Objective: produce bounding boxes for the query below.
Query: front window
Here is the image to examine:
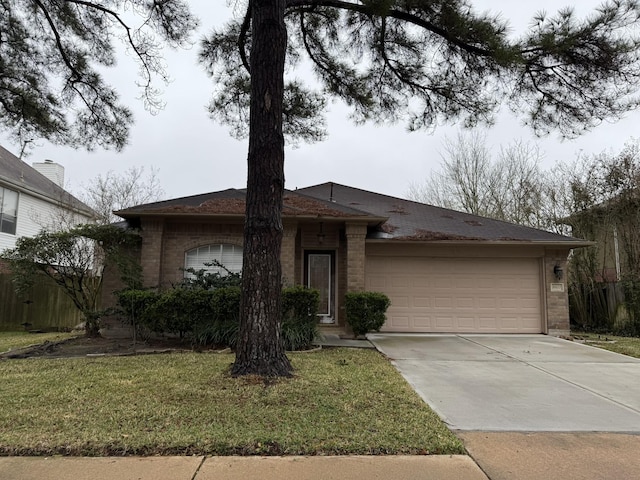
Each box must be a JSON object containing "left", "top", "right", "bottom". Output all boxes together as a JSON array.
[
  {"left": 184, "top": 244, "right": 243, "bottom": 278},
  {"left": 0, "top": 187, "right": 18, "bottom": 235}
]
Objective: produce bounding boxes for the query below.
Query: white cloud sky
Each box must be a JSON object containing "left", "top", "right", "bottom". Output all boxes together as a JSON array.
[{"left": 2, "top": 0, "right": 639, "bottom": 201}]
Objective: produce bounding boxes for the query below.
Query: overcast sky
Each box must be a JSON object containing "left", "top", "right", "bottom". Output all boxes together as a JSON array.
[{"left": 2, "top": 0, "right": 639, "bottom": 201}]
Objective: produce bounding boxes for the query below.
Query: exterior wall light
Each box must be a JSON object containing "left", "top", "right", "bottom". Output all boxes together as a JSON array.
[{"left": 553, "top": 264, "right": 564, "bottom": 281}]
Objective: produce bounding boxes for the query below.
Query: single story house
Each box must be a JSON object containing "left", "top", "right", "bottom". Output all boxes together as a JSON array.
[{"left": 111, "top": 182, "right": 591, "bottom": 336}]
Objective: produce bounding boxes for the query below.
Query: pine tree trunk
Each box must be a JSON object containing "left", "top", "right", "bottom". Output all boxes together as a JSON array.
[{"left": 231, "top": 0, "right": 293, "bottom": 377}]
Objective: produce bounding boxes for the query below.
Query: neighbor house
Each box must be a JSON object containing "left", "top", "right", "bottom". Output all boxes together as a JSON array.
[
  {"left": 111, "top": 182, "right": 591, "bottom": 336},
  {"left": 562, "top": 194, "right": 640, "bottom": 283},
  {"left": 0, "top": 145, "right": 96, "bottom": 331},
  {"left": 0, "top": 145, "right": 96, "bottom": 253}
]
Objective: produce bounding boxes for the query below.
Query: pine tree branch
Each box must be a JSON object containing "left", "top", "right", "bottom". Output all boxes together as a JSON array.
[
  {"left": 239, "top": 1, "right": 252, "bottom": 73},
  {"left": 286, "top": 0, "right": 496, "bottom": 58},
  {"left": 64, "top": 0, "right": 157, "bottom": 92},
  {"left": 32, "top": 0, "right": 82, "bottom": 82}
]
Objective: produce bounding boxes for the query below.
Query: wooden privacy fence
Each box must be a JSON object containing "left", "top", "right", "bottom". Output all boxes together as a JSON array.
[{"left": 0, "top": 273, "right": 83, "bottom": 331}]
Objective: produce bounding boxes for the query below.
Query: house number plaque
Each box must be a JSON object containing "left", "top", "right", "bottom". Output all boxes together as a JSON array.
[{"left": 550, "top": 283, "right": 565, "bottom": 292}]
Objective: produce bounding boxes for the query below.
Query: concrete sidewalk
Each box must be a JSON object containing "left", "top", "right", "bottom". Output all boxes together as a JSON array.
[
  {"left": 0, "top": 455, "right": 487, "bottom": 480},
  {"left": 459, "top": 432, "right": 640, "bottom": 480}
]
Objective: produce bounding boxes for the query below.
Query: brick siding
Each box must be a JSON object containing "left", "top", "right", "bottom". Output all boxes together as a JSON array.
[
  {"left": 545, "top": 251, "right": 570, "bottom": 336},
  {"left": 345, "top": 222, "right": 367, "bottom": 293}
]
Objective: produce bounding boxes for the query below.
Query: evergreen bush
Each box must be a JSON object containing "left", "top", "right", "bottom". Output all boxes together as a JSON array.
[
  {"left": 118, "top": 284, "right": 323, "bottom": 350},
  {"left": 345, "top": 291, "right": 391, "bottom": 337},
  {"left": 282, "top": 286, "right": 320, "bottom": 350}
]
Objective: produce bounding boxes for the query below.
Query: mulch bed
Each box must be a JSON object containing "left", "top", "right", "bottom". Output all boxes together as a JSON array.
[{"left": 0, "top": 336, "right": 202, "bottom": 359}]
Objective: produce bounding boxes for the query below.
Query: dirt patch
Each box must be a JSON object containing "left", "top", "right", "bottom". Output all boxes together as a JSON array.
[{"left": 0, "top": 336, "right": 206, "bottom": 359}]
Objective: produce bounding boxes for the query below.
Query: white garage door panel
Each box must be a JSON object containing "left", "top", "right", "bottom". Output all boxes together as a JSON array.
[{"left": 366, "top": 257, "right": 542, "bottom": 333}]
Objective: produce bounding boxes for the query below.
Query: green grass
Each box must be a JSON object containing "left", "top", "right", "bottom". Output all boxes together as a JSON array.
[
  {"left": 573, "top": 332, "right": 640, "bottom": 359},
  {"left": 0, "top": 348, "right": 464, "bottom": 456},
  {"left": 0, "top": 331, "right": 79, "bottom": 353}
]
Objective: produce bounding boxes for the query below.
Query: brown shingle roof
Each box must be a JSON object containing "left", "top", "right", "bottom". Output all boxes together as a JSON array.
[
  {"left": 116, "top": 181, "right": 589, "bottom": 246},
  {"left": 298, "top": 182, "right": 589, "bottom": 245},
  {"left": 116, "top": 188, "right": 381, "bottom": 220}
]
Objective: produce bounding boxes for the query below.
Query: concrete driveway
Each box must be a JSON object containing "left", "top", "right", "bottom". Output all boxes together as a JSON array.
[{"left": 368, "top": 334, "right": 640, "bottom": 432}]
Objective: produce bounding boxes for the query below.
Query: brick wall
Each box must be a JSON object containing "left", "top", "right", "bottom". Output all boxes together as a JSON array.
[
  {"left": 139, "top": 219, "right": 165, "bottom": 288},
  {"left": 281, "top": 222, "right": 298, "bottom": 287},
  {"left": 337, "top": 229, "right": 347, "bottom": 327},
  {"left": 544, "top": 250, "right": 570, "bottom": 336},
  {"left": 345, "top": 222, "right": 367, "bottom": 292},
  {"left": 100, "top": 244, "right": 142, "bottom": 310}
]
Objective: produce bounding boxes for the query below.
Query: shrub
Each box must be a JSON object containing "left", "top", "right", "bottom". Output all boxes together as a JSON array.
[
  {"left": 116, "top": 289, "right": 163, "bottom": 333},
  {"left": 180, "top": 260, "right": 242, "bottom": 290},
  {"left": 211, "top": 286, "right": 242, "bottom": 322},
  {"left": 157, "top": 288, "right": 216, "bottom": 338},
  {"left": 282, "top": 286, "right": 319, "bottom": 323},
  {"left": 282, "top": 320, "right": 319, "bottom": 351},
  {"left": 345, "top": 291, "right": 391, "bottom": 337},
  {"left": 118, "top": 284, "right": 323, "bottom": 350},
  {"left": 193, "top": 286, "right": 242, "bottom": 348},
  {"left": 194, "top": 318, "right": 240, "bottom": 349},
  {"left": 568, "top": 282, "right": 612, "bottom": 332},
  {"left": 282, "top": 286, "right": 320, "bottom": 350}
]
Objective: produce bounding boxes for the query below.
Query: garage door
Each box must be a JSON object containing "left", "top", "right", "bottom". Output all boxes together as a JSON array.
[{"left": 366, "top": 256, "right": 542, "bottom": 333}]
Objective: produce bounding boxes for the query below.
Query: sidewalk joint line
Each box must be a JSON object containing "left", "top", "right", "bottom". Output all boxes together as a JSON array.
[{"left": 191, "top": 456, "right": 207, "bottom": 480}]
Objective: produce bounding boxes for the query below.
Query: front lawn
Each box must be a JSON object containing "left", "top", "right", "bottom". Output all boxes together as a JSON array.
[
  {"left": 573, "top": 332, "right": 640, "bottom": 359},
  {"left": 0, "top": 348, "right": 464, "bottom": 456},
  {"left": 0, "top": 331, "right": 79, "bottom": 353}
]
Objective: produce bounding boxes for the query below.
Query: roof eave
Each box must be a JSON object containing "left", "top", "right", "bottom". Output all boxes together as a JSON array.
[
  {"left": 366, "top": 238, "right": 595, "bottom": 248},
  {"left": 0, "top": 175, "right": 95, "bottom": 219},
  {"left": 115, "top": 211, "right": 386, "bottom": 223}
]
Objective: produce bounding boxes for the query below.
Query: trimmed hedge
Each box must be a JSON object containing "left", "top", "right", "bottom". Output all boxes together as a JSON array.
[
  {"left": 345, "top": 291, "right": 391, "bottom": 337},
  {"left": 116, "top": 285, "right": 320, "bottom": 350}
]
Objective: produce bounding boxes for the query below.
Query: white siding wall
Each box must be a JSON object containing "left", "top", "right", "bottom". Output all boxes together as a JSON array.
[{"left": 0, "top": 192, "right": 93, "bottom": 252}]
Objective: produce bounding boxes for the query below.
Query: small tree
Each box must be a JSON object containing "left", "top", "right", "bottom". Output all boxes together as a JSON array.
[{"left": 1, "top": 224, "right": 141, "bottom": 337}]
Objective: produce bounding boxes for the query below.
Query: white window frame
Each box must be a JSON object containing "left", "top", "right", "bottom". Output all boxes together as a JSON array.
[
  {"left": 0, "top": 187, "right": 18, "bottom": 235},
  {"left": 184, "top": 244, "right": 243, "bottom": 278}
]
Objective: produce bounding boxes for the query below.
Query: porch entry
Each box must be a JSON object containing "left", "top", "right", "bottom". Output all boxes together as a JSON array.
[{"left": 305, "top": 251, "right": 336, "bottom": 324}]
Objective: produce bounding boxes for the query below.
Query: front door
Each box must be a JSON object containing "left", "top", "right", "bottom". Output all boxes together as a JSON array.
[{"left": 306, "top": 252, "right": 335, "bottom": 323}]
